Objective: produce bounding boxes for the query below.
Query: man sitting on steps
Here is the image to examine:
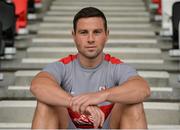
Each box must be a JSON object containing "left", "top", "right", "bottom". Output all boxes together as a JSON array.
[{"left": 30, "top": 7, "right": 151, "bottom": 129}]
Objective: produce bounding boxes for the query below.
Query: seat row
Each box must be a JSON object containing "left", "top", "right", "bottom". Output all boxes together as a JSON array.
[
  {"left": 148, "top": 0, "right": 180, "bottom": 55},
  {"left": 0, "top": 0, "right": 42, "bottom": 80}
]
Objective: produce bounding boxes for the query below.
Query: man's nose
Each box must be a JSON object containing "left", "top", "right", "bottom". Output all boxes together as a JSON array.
[{"left": 88, "top": 33, "right": 95, "bottom": 43}]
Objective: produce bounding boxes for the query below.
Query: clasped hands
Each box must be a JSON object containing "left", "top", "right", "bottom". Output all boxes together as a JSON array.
[{"left": 69, "top": 91, "right": 108, "bottom": 128}]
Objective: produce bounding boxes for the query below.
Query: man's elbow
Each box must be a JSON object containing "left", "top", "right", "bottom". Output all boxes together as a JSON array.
[
  {"left": 30, "top": 79, "right": 39, "bottom": 97},
  {"left": 144, "top": 85, "right": 151, "bottom": 99},
  {"left": 142, "top": 79, "right": 151, "bottom": 99}
]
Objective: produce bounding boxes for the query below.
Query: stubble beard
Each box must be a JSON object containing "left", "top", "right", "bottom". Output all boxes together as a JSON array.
[{"left": 79, "top": 49, "right": 103, "bottom": 59}]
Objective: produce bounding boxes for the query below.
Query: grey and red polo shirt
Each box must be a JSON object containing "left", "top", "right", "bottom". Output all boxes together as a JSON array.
[{"left": 43, "top": 53, "right": 137, "bottom": 129}]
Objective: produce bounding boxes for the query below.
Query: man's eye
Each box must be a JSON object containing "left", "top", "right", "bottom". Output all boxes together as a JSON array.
[
  {"left": 79, "top": 31, "right": 87, "bottom": 34},
  {"left": 94, "top": 31, "right": 101, "bottom": 34}
]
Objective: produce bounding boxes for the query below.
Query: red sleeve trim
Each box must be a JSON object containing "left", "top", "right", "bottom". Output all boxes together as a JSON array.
[
  {"left": 104, "top": 54, "right": 123, "bottom": 64},
  {"left": 58, "top": 54, "right": 78, "bottom": 64}
]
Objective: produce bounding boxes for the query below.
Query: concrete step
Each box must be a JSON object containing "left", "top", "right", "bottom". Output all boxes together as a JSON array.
[
  {"left": 52, "top": 1, "right": 145, "bottom": 6},
  {"left": 39, "top": 22, "right": 152, "bottom": 29},
  {"left": 46, "top": 11, "right": 149, "bottom": 17},
  {"left": 22, "top": 58, "right": 164, "bottom": 66},
  {"left": 19, "top": 60, "right": 178, "bottom": 71},
  {"left": 52, "top": 3, "right": 145, "bottom": 7},
  {"left": 0, "top": 123, "right": 180, "bottom": 129},
  {"left": 50, "top": 6, "right": 146, "bottom": 12},
  {"left": 32, "top": 38, "right": 157, "bottom": 45},
  {"left": 0, "top": 100, "right": 179, "bottom": 125},
  {"left": 37, "top": 29, "right": 155, "bottom": 37},
  {"left": 43, "top": 16, "right": 150, "bottom": 23},
  {"left": 53, "top": 0, "right": 144, "bottom": 3},
  {"left": 30, "top": 41, "right": 158, "bottom": 48},
  {"left": 7, "top": 85, "right": 177, "bottom": 101},
  {"left": 26, "top": 47, "right": 162, "bottom": 59},
  {"left": 13, "top": 70, "right": 169, "bottom": 87},
  {"left": 1, "top": 58, "right": 176, "bottom": 71}
]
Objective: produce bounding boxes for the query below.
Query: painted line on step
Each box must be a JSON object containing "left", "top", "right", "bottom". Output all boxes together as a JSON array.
[
  {"left": 27, "top": 47, "right": 161, "bottom": 54},
  {"left": 39, "top": 23, "right": 151, "bottom": 28},
  {"left": 8, "top": 86, "right": 173, "bottom": 92},
  {"left": 38, "top": 30, "right": 155, "bottom": 36},
  {"left": 22, "top": 58, "right": 164, "bottom": 64},
  {"left": 50, "top": 6, "right": 146, "bottom": 11},
  {"left": 43, "top": 16, "right": 149, "bottom": 22},
  {"left": 46, "top": 11, "right": 149, "bottom": 16},
  {"left": 0, "top": 101, "right": 179, "bottom": 110},
  {"left": 32, "top": 38, "right": 157, "bottom": 44},
  {"left": 14, "top": 70, "right": 168, "bottom": 79},
  {"left": 0, "top": 123, "right": 179, "bottom": 129}
]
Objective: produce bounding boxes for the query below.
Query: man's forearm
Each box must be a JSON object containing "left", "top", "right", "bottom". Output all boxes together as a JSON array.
[
  {"left": 104, "top": 76, "right": 151, "bottom": 104},
  {"left": 31, "top": 76, "right": 72, "bottom": 108}
]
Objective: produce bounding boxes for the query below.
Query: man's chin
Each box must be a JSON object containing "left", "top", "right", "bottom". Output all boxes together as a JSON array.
[{"left": 83, "top": 52, "right": 99, "bottom": 59}]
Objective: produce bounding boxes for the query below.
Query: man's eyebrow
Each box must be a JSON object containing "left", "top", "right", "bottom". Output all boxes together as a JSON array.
[
  {"left": 94, "top": 29, "right": 103, "bottom": 31},
  {"left": 77, "top": 28, "right": 104, "bottom": 32},
  {"left": 77, "top": 29, "right": 88, "bottom": 32}
]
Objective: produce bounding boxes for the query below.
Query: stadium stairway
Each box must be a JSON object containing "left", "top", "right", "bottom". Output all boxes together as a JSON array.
[{"left": 0, "top": 0, "right": 180, "bottom": 129}]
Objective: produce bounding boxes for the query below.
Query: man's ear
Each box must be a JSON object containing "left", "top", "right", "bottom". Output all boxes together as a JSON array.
[
  {"left": 106, "top": 29, "right": 109, "bottom": 36},
  {"left": 72, "top": 30, "right": 76, "bottom": 39},
  {"left": 72, "top": 30, "right": 75, "bottom": 36},
  {"left": 105, "top": 29, "right": 109, "bottom": 42}
]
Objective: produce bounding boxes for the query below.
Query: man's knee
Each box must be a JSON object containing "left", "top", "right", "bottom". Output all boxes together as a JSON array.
[
  {"left": 54, "top": 106, "right": 69, "bottom": 128},
  {"left": 123, "top": 103, "right": 146, "bottom": 121},
  {"left": 32, "top": 101, "right": 59, "bottom": 129}
]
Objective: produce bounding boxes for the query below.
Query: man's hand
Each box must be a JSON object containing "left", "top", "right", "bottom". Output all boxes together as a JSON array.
[
  {"left": 85, "top": 106, "right": 105, "bottom": 128},
  {"left": 70, "top": 91, "right": 108, "bottom": 113}
]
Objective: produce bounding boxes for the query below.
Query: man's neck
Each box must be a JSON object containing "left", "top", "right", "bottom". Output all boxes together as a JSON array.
[{"left": 78, "top": 53, "right": 104, "bottom": 69}]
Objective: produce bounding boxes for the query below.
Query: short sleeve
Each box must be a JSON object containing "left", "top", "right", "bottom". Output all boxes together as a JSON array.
[
  {"left": 114, "top": 63, "right": 138, "bottom": 85},
  {"left": 42, "top": 61, "right": 65, "bottom": 85}
]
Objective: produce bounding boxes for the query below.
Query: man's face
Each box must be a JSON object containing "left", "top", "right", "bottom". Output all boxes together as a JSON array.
[{"left": 72, "top": 17, "right": 109, "bottom": 59}]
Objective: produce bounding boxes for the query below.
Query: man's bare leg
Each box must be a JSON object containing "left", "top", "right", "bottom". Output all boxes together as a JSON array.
[
  {"left": 110, "top": 103, "right": 147, "bottom": 129},
  {"left": 31, "top": 101, "right": 68, "bottom": 129}
]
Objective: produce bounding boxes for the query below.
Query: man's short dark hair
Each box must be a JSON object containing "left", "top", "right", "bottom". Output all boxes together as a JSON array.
[{"left": 73, "top": 7, "right": 107, "bottom": 33}]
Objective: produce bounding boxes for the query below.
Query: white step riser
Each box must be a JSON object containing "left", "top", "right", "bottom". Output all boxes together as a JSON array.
[
  {"left": 26, "top": 47, "right": 161, "bottom": 54},
  {"left": 32, "top": 38, "right": 157, "bottom": 44},
  {"left": 0, "top": 101, "right": 179, "bottom": 124},
  {"left": 43, "top": 17, "right": 149, "bottom": 22},
  {"left": 30, "top": 42, "right": 157, "bottom": 48},
  {"left": 46, "top": 11, "right": 149, "bottom": 17},
  {"left": 53, "top": 0, "right": 143, "bottom": 3},
  {"left": 22, "top": 58, "right": 164, "bottom": 65},
  {"left": 13, "top": 77, "right": 169, "bottom": 87},
  {"left": 26, "top": 53, "right": 162, "bottom": 59},
  {"left": 7, "top": 86, "right": 174, "bottom": 100},
  {"left": 37, "top": 30, "right": 155, "bottom": 37},
  {"left": 50, "top": 6, "right": 146, "bottom": 11},
  {"left": 52, "top": 2, "right": 144, "bottom": 6},
  {"left": 0, "top": 123, "right": 180, "bottom": 129},
  {"left": 13, "top": 70, "right": 169, "bottom": 87},
  {"left": 39, "top": 23, "right": 152, "bottom": 29}
]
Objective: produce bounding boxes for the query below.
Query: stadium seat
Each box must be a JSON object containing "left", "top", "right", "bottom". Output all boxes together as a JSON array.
[
  {"left": 0, "top": 0, "right": 16, "bottom": 80},
  {"left": 28, "top": 0, "right": 35, "bottom": 14},
  {"left": 172, "top": 2, "right": 180, "bottom": 49},
  {"left": 35, "top": 0, "right": 42, "bottom": 8},
  {"left": 152, "top": 0, "right": 162, "bottom": 15},
  {"left": 0, "top": 22, "right": 3, "bottom": 81},
  {"left": 0, "top": 0, "right": 15, "bottom": 45},
  {"left": 0, "top": 22, "right": 4, "bottom": 57},
  {"left": 13, "top": 0, "right": 28, "bottom": 34},
  {"left": 169, "top": 1, "right": 180, "bottom": 56}
]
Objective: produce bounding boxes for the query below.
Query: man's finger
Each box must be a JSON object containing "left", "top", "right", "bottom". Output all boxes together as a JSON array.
[
  {"left": 71, "top": 97, "right": 85, "bottom": 113},
  {"left": 99, "top": 108, "right": 105, "bottom": 127},
  {"left": 80, "top": 101, "right": 90, "bottom": 114}
]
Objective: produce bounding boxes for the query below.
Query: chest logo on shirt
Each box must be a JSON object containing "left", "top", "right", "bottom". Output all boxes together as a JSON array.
[{"left": 99, "top": 86, "right": 107, "bottom": 91}]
